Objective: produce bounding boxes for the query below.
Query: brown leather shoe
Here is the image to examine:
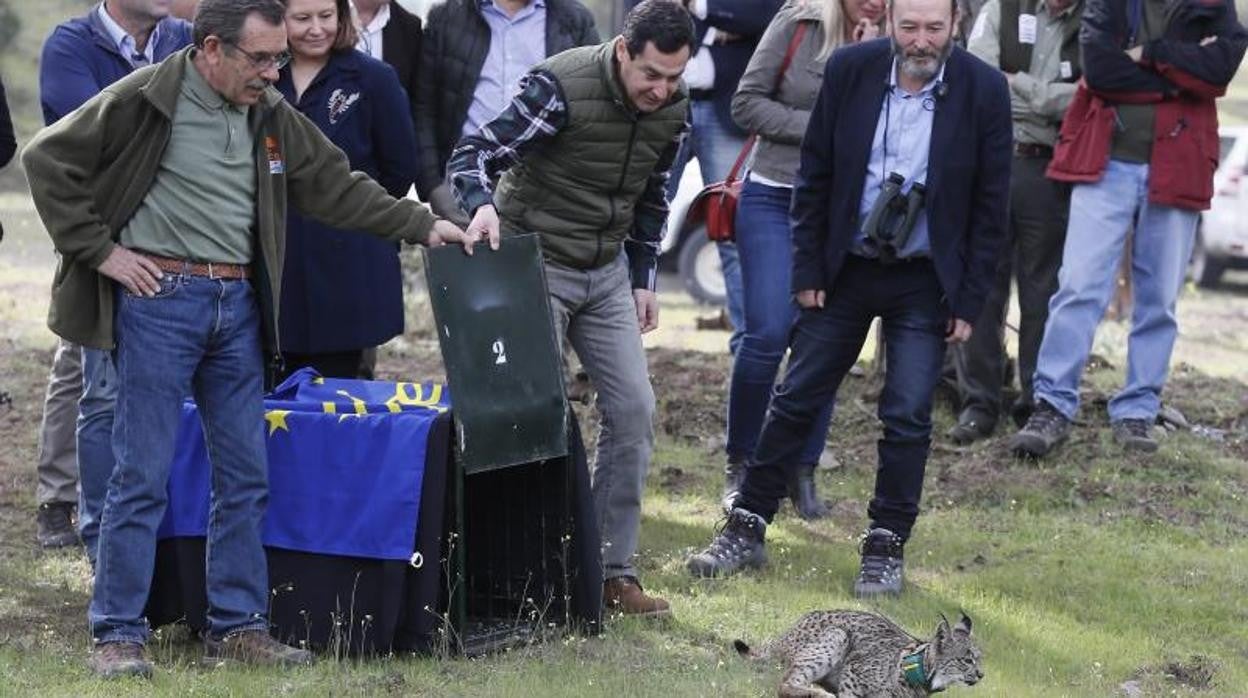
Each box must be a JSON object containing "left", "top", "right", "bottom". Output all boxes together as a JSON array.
[
  {"left": 603, "top": 576, "right": 671, "bottom": 618},
  {"left": 87, "top": 641, "right": 152, "bottom": 679},
  {"left": 202, "top": 629, "right": 313, "bottom": 668}
]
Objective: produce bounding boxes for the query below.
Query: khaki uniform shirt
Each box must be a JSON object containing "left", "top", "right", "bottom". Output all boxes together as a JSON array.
[{"left": 968, "top": 0, "right": 1080, "bottom": 147}]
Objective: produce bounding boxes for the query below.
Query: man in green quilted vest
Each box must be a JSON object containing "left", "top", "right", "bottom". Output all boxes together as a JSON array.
[{"left": 448, "top": 0, "right": 692, "bottom": 619}]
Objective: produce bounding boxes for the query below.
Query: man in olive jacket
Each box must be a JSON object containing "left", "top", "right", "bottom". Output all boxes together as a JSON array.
[
  {"left": 448, "top": 0, "right": 692, "bottom": 618},
  {"left": 23, "top": 0, "right": 467, "bottom": 679}
]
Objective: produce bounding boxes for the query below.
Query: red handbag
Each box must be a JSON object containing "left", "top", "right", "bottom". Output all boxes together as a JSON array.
[{"left": 686, "top": 23, "right": 809, "bottom": 243}]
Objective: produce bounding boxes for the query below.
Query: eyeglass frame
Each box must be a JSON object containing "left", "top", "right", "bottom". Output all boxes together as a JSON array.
[{"left": 223, "top": 39, "right": 292, "bottom": 71}]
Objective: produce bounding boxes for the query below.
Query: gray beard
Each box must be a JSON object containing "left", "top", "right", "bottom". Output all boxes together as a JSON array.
[{"left": 892, "top": 37, "right": 952, "bottom": 83}]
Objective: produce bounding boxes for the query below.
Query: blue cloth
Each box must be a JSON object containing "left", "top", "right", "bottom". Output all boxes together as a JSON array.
[
  {"left": 275, "top": 50, "right": 418, "bottom": 353},
  {"left": 463, "top": 0, "right": 548, "bottom": 137},
  {"left": 728, "top": 179, "right": 834, "bottom": 465},
  {"left": 1032, "top": 160, "right": 1197, "bottom": 422},
  {"left": 790, "top": 38, "right": 1012, "bottom": 325},
  {"left": 853, "top": 59, "right": 945, "bottom": 259},
  {"left": 38, "top": 4, "right": 192, "bottom": 125},
  {"left": 94, "top": 276, "right": 270, "bottom": 645},
  {"left": 159, "top": 368, "right": 448, "bottom": 562}
]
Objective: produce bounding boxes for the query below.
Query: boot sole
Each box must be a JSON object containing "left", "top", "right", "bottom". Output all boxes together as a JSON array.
[
  {"left": 686, "top": 553, "right": 767, "bottom": 579},
  {"left": 1009, "top": 433, "right": 1067, "bottom": 458},
  {"left": 1116, "top": 438, "right": 1159, "bottom": 453}
]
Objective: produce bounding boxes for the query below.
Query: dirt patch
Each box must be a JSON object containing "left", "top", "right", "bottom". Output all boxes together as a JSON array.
[
  {"left": 649, "top": 347, "right": 732, "bottom": 444},
  {"left": 1133, "top": 655, "right": 1220, "bottom": 690}
]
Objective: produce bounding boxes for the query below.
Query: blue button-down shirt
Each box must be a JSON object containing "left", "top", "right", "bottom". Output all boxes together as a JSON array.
[
  {"left": 854, "top": 58, "right": 947, "bottom": 259},
  {"left": 462, "top": 0, "right": 548, "bottom": 138},
  {"left": 96, "top": 2, "right": 161, "bottom": 68}
]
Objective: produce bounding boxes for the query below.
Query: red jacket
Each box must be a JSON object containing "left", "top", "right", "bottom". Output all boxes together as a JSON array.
[{"left": 1047, "top": 0, "right": 1247, "bottom": 210}]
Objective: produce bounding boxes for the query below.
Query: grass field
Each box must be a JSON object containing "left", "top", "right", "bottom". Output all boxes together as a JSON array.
[
  {"left": 1, "top": 190, "right": 1247, "bottom": 697},
  {"left": 2, "top": 2, "right": 1248, "bottom": 692}
]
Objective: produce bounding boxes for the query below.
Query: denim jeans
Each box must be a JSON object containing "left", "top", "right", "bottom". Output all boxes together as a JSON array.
[
  {"left": 545, "top": 256, "right": 656, "bottom": 581},
  {"left": 90, "top": 274, "right": 270, "bottom": 645},
  {"left": 1032, "top": 160, "right": 1198, "bottom": 422},
  {"left": 78, "top": 347, "right": 118, "bottom": 569},
  {"left": 738, "top": 256, "right": 947, "bottom": 539},
  {"left": 727, "top": 180, "right": 834, "bottom": 465},
  {"left": 668, "top": 99, "right": 748, "bottom": 354}
]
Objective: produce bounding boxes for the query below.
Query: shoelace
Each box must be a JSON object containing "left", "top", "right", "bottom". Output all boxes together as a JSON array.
[
  {"left": 858, "top": 553, "right": 900, "bottom": 582},
  {"left": 1119, "top": 418, "right": 1151, "bottom": 437},
  {"left": 708, "top": 515, "right": 758, "bottom": 561},
  {"left": 1029, "top": 406, "right": 1065, "bottom": 434}
]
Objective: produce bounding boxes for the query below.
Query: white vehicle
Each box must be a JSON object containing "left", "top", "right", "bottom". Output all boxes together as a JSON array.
[
  {"left": 660, "top": 160, "right": 727, "bottom": 304},
  {"left": 1191, "top": 125, "right": 1248, "bottom": 288}
]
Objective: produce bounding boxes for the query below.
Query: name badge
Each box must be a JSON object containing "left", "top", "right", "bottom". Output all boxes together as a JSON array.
[
  {"left": 1060, "top": 60, "right": 1073, "bottom": 79},
  {"left": 1019, "top": 14, "right": 1038, "bottom": 44}
]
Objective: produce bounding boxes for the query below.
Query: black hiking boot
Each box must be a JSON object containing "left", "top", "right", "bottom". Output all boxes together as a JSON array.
[
  {"left": 686, "top": 508, "right": 767, "bottom": 578},
  {"left": 787, "top": 463, "right": 828, "bottom": 520},
  {"left": 1112, "top": 418, "right": 1159, "bottom": 453},
  {"left": 946, "top": 410, "right": 996, "bottom": 446},
  {"left": 36, "top": 501, "right": 80, "bottom": 549},
  {"left": 853, "top": 528, "right": 905, "bottom": 597},
  {"left": 1009, "top": 401, "right": 1071, "bottom": 458}
]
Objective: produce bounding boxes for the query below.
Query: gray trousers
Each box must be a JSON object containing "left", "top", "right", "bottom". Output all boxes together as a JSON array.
[
  {"left": 36, "top": 339, "right": 82, "bottom": 505},
  {"left": 545, "top": 255, "right": 656, "bottom": 581},
  {"left": 953, "top": 154, "right": 1071, "bottom": 425}
]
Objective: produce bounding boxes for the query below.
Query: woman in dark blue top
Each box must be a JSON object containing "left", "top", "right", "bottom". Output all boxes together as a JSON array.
[{"left": 276, "top": 0, "right": 418, "bottom": 381}]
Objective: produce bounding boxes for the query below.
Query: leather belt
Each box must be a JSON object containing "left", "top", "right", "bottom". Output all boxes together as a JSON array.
[
  {"left": 141, "top": 253, "right": 251, "bottom": 280},
  {"left": 1015, "top": 143, "right": 1054, "bottom": 158}
]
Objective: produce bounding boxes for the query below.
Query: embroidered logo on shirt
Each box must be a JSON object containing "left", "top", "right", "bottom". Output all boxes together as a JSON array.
[
  {"left": 327, "top": 89, "right": 361, "bottom": 125},
  {"left": 265, "top": 136, "right": 285, "bottom": 174}
]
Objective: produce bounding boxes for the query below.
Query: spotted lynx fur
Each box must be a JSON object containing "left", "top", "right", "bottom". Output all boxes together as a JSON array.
[{"left": 735, "top": 610, "right": 983, "bottom": 697}]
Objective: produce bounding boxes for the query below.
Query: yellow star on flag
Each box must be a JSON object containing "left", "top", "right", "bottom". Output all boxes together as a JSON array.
[{"left": 264, "top": 409, "right": 291, "bottom": 436}]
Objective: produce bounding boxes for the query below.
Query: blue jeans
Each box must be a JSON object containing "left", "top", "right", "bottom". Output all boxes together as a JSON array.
[
  {"left": 91, "top": 274, "right": 270, "bottom": 645},
  {"left": 1032, "top": 160, "right": 1198, "bottom": 422},
  {"left": 78, "top": 347, "right": 118, "bottom": 569},
  {"left": 727, "top": 180, "right": 834, "bottom": 465},
  {"left": 738, "top": 256, "right": 947, "bottom": 538},
  {"left": 668, "top": 99, "right": 747, "bottom": 354}
]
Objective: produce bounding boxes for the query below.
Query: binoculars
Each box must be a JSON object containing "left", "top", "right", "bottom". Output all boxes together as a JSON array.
[{"left": 862, "top": 172, "right": 925, "bottom": 263}]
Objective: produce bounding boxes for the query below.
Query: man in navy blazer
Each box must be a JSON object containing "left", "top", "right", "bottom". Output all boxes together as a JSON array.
[{"left": 688, "top": 0, "right": 1011, "bottom": 597}]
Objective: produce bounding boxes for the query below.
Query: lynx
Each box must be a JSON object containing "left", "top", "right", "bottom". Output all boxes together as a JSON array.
[{"left": 735, "top": 610, "right": 983, "bottom": 697}]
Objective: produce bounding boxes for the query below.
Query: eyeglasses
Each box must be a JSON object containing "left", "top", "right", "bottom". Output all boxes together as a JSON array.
[{"left": 225, "top": 41, "right": 292, "bottom": 70}]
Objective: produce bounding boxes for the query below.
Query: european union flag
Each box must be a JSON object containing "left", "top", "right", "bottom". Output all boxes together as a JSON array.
[{"left": 158, "top": 368, "right": 450, "bottom": 561}]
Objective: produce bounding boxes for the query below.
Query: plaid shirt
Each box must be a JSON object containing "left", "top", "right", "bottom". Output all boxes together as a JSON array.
[{"left": 448, "top": 69, "right": 686, "bottom": 291}]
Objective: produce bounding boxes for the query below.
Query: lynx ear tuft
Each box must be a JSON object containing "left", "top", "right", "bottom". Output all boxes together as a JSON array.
[{"left": 957, "top": 610, "right": 973, "bottom": 633}]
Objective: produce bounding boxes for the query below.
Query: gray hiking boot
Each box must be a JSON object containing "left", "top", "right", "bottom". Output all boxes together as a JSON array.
[
  {"left": 853, "top": 528, "right": 905, "bottom": 597},
  {"left": 36, "top": 501, "right": 80, "bottom": 549},
  {"left": 687, "top": 508, "right": 767, "bottom": 578},
  {"left": 202, "top": 629, "right": 313, "bottom": 668},
  {"left": 1112, "top": 418, "right": 1159, "bottom": 453},
  {"left": 87, "top": 641, "right": 152, "bottom": 679},
  {"left": 1009, "top": 401, "right": 1071, "bottom": 458}
]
